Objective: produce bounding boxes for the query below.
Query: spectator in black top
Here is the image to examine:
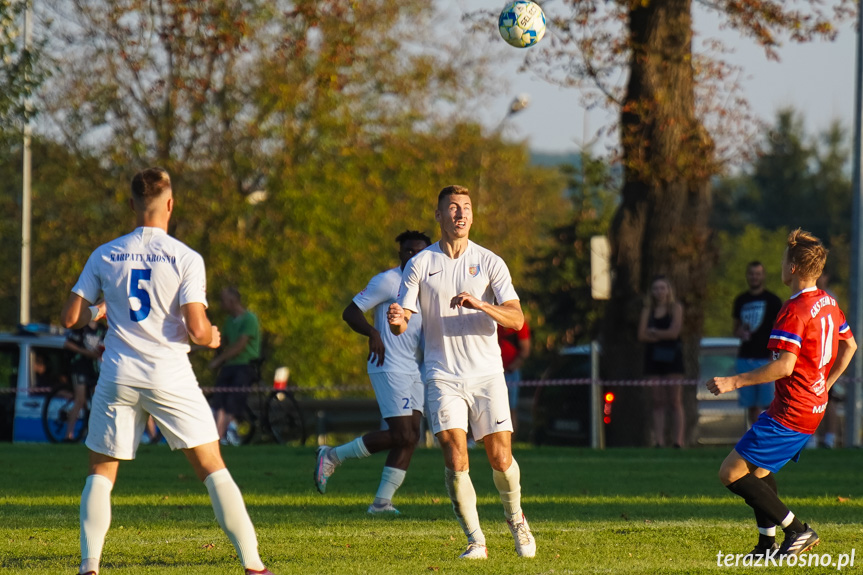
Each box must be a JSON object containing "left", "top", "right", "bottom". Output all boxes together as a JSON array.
[
  {"left": 732, "top": 261, "right": 783, "bottom": 426},
  {"left": 638, "top": 275, "right": 685, "bottom": 448},
  {"left": 63, "top": 320, "right": 106, "bottom": 441}
]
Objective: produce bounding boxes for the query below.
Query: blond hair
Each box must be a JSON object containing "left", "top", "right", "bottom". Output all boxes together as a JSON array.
[
  {"left": 646, "top": 275, "right": 676, "bottom": 309},
  {"left": 437, "top": 184, "right": 470, "bottom": 208},
  {"left": 786, "top": 228, "right": 828, "bottom": 281}
]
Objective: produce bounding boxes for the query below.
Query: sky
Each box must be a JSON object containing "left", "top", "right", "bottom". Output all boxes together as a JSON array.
[{"left": 453, "top": 0, "right": 859, "bottom": 155}]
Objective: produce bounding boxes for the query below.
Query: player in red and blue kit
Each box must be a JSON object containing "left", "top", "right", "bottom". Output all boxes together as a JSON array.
[{"left": 707, "top": 229, "right": 856, "bottom": 560}]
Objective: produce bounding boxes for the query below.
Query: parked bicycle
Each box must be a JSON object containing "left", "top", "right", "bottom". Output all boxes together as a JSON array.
[
  {"left": 208, "top": 365, "right": 307, "bottom": 446},
  {"left": 41, "top": 381, "right": 94, "bottom": 443}
]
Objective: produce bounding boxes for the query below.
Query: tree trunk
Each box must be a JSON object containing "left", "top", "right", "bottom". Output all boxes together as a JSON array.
[{"left": 601, "top": 0, "right": 713, "bottom": 446}]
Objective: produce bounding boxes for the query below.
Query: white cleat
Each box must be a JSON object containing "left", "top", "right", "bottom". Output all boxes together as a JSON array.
[
  {"left": 459, "top": 543, "right": 488, "bottom": 559},
  {"left": 314, "top": 446, "right": 337, "bottom": 494},
  {"left": 367, "top": 501, "right": 401, "bottom": 515},
  {"left": 507, "top": 513, "right": 536, "bottom": 558}
]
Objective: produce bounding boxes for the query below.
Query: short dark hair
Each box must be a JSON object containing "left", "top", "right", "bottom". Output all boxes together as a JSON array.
[
  {"left": 395, "top": 230, "right": 432, "bottom": 247},
  {"left": 131, "top": 167, "right": 172, "bottom": 201},
  {"left": 222, "top": 286, "right": 242, "bottom": 301},
  {"left": 437, "top": 185, "right": 470, "bottom": 208},
  {"left": 747, "top": 261, "right": 763, "bottom": 270}
]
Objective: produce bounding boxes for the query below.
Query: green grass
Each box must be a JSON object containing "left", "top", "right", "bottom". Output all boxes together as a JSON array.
[{"left": 2, "top": 444, "right": 863, "bottom": 574}]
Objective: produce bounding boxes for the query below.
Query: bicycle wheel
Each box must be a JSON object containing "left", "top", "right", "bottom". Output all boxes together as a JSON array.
[
  {"left": 266, "top": 391, "right": 306, "bottom": 445},
  {"left": 41, "top": 387, "right": 89, "bottom": 443},
  {"left": 232, "top": 403, "right": 258, "bottom": 446}
]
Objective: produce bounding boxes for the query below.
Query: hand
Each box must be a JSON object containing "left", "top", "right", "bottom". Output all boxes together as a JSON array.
[
  {"left": 91, "top": 300, "right": 107, "bottom": 322},
  {"left": 387, "top": 303, "right": 406, "bottom": 327},
  {"left": 207, "top": 326, "right": 221, "bottom": 350},
  {"left": 368, "top": 329, "right": 386, "bottom": 367},
  {"left": 450, "top": 292, "right": 484, "bottom": 311},
  {"left": 706, "top": 376, "right": 737, "bottom": 396}
]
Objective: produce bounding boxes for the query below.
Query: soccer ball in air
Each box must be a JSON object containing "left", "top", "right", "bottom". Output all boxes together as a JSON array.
[{"left": 498, "top": 1, "right": 546, "bottom": 49}]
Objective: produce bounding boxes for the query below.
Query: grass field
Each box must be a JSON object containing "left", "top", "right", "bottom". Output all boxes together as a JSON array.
[{"left": 2, "top": 443, "right": 863, "bottom": 574}]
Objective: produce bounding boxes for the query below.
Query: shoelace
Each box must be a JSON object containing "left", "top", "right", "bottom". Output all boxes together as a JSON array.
[{"left": 513, "top": 522, "right": 532, "bottom": 545}]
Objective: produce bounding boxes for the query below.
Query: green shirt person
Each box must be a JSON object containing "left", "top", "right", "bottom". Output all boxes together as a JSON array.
[{"left": 209, "top": 287, "right": 261, "bottom": 444}]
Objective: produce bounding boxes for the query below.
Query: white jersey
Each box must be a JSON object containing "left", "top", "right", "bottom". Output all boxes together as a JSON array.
[
  {"left": 72, "top": 227, "right": 208, "bottom": 390},
  {"left": 353, "top": 267, "right": 423, "bottom": 375},
  {"left": 398, "top": 240, "right": 519, "bottom": 380}
]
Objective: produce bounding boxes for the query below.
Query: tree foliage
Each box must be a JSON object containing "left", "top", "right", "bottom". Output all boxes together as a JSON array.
[
  {"left": 524, "top": 153, "right": 617, "bottom": 353},
  {"left": 6, "top": 1, "right": 568, "bottom": 391}
]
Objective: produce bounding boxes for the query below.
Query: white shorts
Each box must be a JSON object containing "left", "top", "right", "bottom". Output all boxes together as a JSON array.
[
  {"left": 427, "top": 373, "right": 512, "bottom": 440},
  {"left": 86, "top": 380, "right": 219, "bottom": 460},
  {"left": 369, "top": 371, "right": 424, "bottom": 418}
]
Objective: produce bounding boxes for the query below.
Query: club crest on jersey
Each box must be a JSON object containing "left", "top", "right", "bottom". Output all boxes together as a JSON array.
[{"left": 468, "top": 264, "right": 480, "bottom": 277}]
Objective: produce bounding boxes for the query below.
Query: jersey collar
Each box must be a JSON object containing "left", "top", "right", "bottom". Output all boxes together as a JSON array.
[{"left": 789, "top": 286, "right": 818, "bottom": 300}]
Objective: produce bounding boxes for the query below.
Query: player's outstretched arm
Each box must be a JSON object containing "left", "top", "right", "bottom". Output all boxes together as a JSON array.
[
  {"left": 61, "top": 293, "right": 106, "bottom": 330},
  {"left": 826, "top": 336, "right": 858, "bottom": 392},
  {"left": 387, "top": 303, "right": 412, "bottom": 335},
  {"left": 182, "top": 302, "right": 221, "bottom": 348},
  {"left": 343, "top": 302, "right": 385, "bottom": 367},
  {"left": 706, "top": 351, "right": 796, "bottom": 396}
]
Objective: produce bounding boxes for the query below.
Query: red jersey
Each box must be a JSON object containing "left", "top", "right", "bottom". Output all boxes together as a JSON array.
[
  {"left": 498, "top": 322, "right": 531, "bottom": 370},
  {"left": 766, "top": 287, "right": 852, "bottom": 434}
]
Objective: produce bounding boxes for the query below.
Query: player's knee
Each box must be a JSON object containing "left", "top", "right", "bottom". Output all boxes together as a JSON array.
[
  {"left": 488, "top": 452, "right": 512, "bottom": 472},
  {"left": 718, "top": 464, "right": 735, "bottom": 486},
  {"left": 391, "top": 428, "right": 418, "bottom": 449}
]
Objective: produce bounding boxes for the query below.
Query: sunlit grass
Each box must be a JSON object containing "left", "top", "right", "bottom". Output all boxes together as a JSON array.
[{"left": 2, "top": 444, "right": 862, "bottom": 574}]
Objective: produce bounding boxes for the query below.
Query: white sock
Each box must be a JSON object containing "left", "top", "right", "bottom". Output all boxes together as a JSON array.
[
  {"left": 444, "top": 468, "right": 485, "bottom": 545},
  {"left": 80, "top": 474, "right": 113, "bottom": 575},
  {"left": 374, "top": 466, "right": 406, "bottom": 504},
  {"left": 758, "top": 526, "right": 777, "bottom": 536},
  {"left": 780, "top": 511, "right": 796, "bottom": 529},
  {"left": 332, "top": 437, "right": 371, "bottom": 464},
  {"left": 204, "top": 469, "right": 265, "bottom": 571},
  {"left": 492, "top": 459, "right": 522, "bottom": 524}
]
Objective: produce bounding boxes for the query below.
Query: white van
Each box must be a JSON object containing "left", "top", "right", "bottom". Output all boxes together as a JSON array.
[{"left": 0, "top": 329, "right": 75, "bottom": 442}]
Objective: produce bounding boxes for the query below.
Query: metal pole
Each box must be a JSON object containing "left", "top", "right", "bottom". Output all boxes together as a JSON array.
[
  {"left": 590, "top": 340, "right": 604, "bottom": 449},
  {"left": 19, "top": 0, "right": 32, "bottom": 327},
  {"left": 846, "top": 0, "right": 863, "bottom": 448}
]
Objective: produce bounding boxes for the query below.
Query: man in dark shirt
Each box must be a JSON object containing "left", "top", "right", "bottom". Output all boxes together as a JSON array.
[
  {"left": 63, "top": 320, "right": 106, "bottom": 440},
  {"left": 732, "top": 261, "right": 783, "bottom": 425}
]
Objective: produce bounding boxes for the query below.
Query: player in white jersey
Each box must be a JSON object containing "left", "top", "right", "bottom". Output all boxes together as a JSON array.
[
  {"left": 314, "top": 231, "right": 431, "bottom": 514},
  {"left": 60, "top": 168, "right": 275, "bottom": 575},
  {"left": 387, "top": 185, "right": 536, "bottom": 560}
]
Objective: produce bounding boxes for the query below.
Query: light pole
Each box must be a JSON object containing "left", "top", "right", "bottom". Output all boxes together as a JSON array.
[
  {"left": 478, "top": 95, "right": 530, "bottom": 199},
  {"left": 19, "top": 0, "right": 32, "bottom": 326}
]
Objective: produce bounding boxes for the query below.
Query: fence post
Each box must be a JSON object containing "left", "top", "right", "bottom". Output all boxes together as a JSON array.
[{"left": 590, "top": 340, "right": 605, "bottom": 449}]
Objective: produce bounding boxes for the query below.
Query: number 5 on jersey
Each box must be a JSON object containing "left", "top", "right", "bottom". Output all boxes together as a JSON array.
[{"left": 129, "top": 268, "right": 152, "bottom": 322}]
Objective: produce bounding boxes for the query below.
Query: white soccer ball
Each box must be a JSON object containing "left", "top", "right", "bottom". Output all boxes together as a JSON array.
[{"left": 498, "top": 1, "right": 546, "bottom": 49}]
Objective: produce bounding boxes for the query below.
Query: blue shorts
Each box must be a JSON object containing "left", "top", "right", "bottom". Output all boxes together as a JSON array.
[
  {"left": 504, "top": 370, "right": 521, "bottom": 407},
  {"left": 735, "top": 413, "right": 811, "bottom": 473},
  {"left": 736, "top": 358, "right": 774, "bottom": 408}
]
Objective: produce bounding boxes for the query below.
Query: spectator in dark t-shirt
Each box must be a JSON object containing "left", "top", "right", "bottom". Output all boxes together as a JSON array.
[
  {"left": 732, "top": 261, "right": 783, "bottom": 426},
  {"left": 63, "top": 321, "right": 106, "bottom": 440}
]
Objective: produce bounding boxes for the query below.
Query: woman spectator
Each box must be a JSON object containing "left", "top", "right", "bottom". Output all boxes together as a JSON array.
[{"left": 638, "top": 275, "right": 686, "bottom": 448}]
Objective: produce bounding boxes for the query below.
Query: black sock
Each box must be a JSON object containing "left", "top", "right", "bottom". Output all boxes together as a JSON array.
[
  {"left": 726, "top": 473, "right": 800, "bottom": 531},
  {"left": 755, "top": 474, "right": 777, "bottom": 547}
]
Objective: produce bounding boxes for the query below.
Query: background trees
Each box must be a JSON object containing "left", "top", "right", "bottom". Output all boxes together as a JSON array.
[{"left": 2, "top": 0, "right": 568, "bottom": 389}]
